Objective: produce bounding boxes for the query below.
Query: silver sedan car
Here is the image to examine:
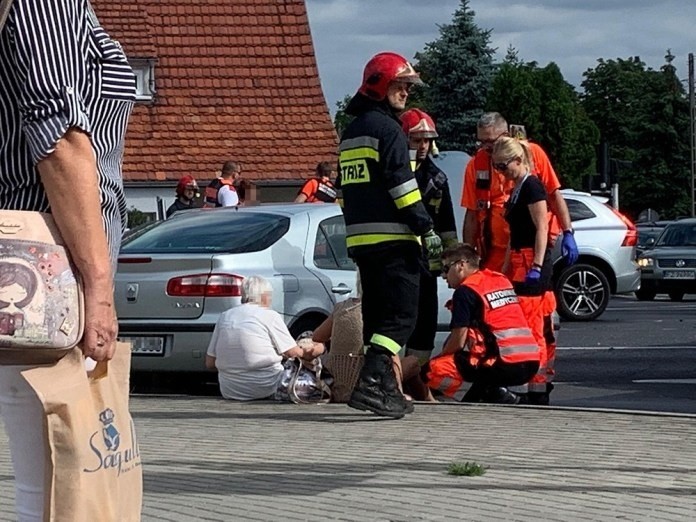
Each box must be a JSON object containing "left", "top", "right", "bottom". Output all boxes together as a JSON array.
[{"left": 116, "top": 204, "right": 359, "bottom": 372}]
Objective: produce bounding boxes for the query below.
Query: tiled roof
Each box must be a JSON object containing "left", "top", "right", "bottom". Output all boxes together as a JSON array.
[{"left": 91, "top": 0, "right": 337, "bottom": 184}]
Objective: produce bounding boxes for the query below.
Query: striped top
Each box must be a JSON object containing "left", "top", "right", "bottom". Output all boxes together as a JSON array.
[{"left": 0, "top": 0, "right": 136, "bottom": 267}]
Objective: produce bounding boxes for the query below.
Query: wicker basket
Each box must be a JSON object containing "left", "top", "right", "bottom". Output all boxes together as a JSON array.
[{"left": 324, "top": 353, "right": 364, "bottom": 403}]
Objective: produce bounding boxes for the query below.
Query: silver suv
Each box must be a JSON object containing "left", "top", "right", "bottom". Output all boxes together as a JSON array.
[
  {"left": 555, "top": 189, "right": 640, "bottom": 320},
  {"left": 433, "top": 152, "right": 640, "bottom": 321}
]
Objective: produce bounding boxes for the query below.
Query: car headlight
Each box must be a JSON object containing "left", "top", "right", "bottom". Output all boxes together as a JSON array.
[{"left": 637, "top": 257, "right": 654, "bottom": 268}]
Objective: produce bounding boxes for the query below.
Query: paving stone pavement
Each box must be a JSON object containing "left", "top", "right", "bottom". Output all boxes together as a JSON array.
[{"left": 1, "top": 397, "right": 696, "bottom": 521}]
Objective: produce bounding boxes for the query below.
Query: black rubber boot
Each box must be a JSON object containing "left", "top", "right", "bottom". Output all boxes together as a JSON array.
[
  {"left": 484, "top": 386, "right": 520, "bottom": 405},
  {"left": 526, "top": 392, "right": 550, "bottom": 405},
  {"left": 461, "top": 381, "right": 487, "bottom": 403},
  {"left": 403, "top": 398, "right": 415, "bottom": 414},
  {"left": 348, "top": 347, "right": 407, "bottom": 419}
]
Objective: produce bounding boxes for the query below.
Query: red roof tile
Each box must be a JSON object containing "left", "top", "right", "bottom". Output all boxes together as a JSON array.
[{"left": 91, "top": 0, "right": 337, "bottom": 184}]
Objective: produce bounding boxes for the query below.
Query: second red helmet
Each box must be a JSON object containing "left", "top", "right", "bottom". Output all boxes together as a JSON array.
[
  {"left": 400, "top": 108, "right": 438, "bottom": 139},
  {"left": 358, "top": 52, "right": 423, "bottom": 101}
]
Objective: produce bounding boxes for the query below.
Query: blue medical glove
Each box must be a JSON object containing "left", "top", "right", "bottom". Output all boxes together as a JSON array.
[
  {"left": 525, "top": 267, "right": 542, "bottom": 285},
  {"left": 422, "top": 230, "right": 443, "bottom": 259},
  {"left": 561, "top": 229, "right": 579, "bottom": 265}
]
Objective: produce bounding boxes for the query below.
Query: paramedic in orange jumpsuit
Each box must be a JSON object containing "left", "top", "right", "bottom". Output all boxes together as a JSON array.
[
  {"left": 461, "top": 112, "right": 578, "bottom": 403},
  {"left": 491, "top": 136, "right": 553, "bottom": 404}
]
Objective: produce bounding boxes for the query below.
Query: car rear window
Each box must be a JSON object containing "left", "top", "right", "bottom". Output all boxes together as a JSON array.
[
  {"left": 566, "top": 199, "right": 596, "bottom": 222},
  {"left": 121, "top": 211, "right": 290, "bottom": 254}
]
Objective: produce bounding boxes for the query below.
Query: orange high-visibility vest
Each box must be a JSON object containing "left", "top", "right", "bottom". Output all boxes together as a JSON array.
[
  {"left": 204, "top": 177, "right": 235, "bottom": 207},
  {"left": 462, "top": 269, "right": 540, "bottom": 366},
  {"left": 300, "top": 178, "right": 337, "bottom": 203}
]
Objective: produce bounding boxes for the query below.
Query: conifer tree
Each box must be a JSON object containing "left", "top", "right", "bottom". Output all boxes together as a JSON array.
[{"left": 413, "top": 0, "right": 495, "bottom": 152}]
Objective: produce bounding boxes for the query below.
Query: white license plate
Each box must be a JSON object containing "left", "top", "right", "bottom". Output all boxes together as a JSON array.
[
  {"left": 121, "top": 336, "right": 165, "bottom": 355},
  {"left": 664, "top": 270, "right": 695, "bottom": 280}
]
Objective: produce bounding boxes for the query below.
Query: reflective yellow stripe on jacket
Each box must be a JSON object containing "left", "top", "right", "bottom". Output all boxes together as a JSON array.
[
  {"left": 388, "top": 178, "right": 422, "bottom": 209},
  {"left": 345, "top": 222, "right": 419, "bottom": 249}
]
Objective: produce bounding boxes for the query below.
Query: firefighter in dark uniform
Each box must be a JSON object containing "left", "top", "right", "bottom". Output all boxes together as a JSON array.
[
  {"left": 337, "top": 52, "right": 442, "bottom": 419},
  {"left": 400, "top": 109, "right": 458, "bottom": 366}
]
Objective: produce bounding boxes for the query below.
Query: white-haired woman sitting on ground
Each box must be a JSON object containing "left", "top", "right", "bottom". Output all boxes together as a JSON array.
[{"left": 205, "top": 276, "right": 324, "bottom": 400}]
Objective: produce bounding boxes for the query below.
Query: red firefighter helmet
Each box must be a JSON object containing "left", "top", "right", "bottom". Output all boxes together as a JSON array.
[
  {"left": 358, "top": 52, "right": 423, "bottom": 101},
  {"left": 400, "top": 109, "right": 438, "bottom": 139},
  {"left": 176, "top": 175, "right": 199, "bottom": 197}
]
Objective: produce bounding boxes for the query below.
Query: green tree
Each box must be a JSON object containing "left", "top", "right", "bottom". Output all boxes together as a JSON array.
[
  {"left": 333, "top": 94, "right": 354, "bottom": 138},
  {"left": 414, "top": 0, "right": 495, "bottom": 152},
  {"left": 487, "top": 49, "right": 599, "bottom": 189},
  {"left": 127, "top": 207, "right": 150, "bottom": 229},
  {"left": 581, "top": 53, "right": 691, "bottom": 217}
]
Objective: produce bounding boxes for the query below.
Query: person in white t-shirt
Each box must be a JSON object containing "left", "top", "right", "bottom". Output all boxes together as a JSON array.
[
  {"left": 205, "top": 276, "right": 324, "bottom": 400},
  {"left": 203, "top": 161, "right": 240, "bottom": 207}
]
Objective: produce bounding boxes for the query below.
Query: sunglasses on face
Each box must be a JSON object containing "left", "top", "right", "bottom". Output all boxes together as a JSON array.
[
  {"left": 441, "top": 259, "right": 463, "bottom": 275},
  {"left": 476, "top": 132, "right": 507, "bottom": 146},
  {"left": 493, "top": 158, "right": 516, "bottom": 172}
]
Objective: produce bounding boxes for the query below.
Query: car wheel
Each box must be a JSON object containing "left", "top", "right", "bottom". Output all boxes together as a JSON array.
[
  {"left": 635, "top": 287, "right": 657, "bottom": 301},
  {"left": 668, "top": 291, "right": 685, "bottom": 302},
  {"left": 555, "top": 263, "right": 610, "bottom": 321},
  {"left": 289, "top": 314, "right": 327, "bottom": 340}
]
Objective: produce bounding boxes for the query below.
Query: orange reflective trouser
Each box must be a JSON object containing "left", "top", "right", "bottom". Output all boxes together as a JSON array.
[
  {"left": 508, "top": 248, "right": 547, "bottom": 394},
  {"left": 481, "top": 247, "right": 507, "bottom": 273},
  {"left": 542, "top": 291, "right": 557, "bottom": 384},
  {"left": 478, "top": 207, "right": 508, "bottom": 272},
  {"left": 424, "top": 354, "right": 468, "bottom": 400},
  {"left": 517, "top": 296, "right": 547, "bottom": 393}
]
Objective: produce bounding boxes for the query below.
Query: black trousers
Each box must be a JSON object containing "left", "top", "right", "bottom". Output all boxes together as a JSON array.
[
  {"left": 355, "top": 247, "right": 421, "bottom": 353},
  {"left": 454, "top": 350, "right": 539, "bottom": 389},
  {"left": 406, "top": 269, "right": 439, "bottom": 351}
]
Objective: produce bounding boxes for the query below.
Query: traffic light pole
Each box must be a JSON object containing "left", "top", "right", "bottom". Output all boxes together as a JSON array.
[{"left": 690, "top": 53, "right": 695, "bottom": 217}]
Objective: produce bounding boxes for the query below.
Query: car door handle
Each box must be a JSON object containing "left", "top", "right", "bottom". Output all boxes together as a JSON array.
[{"left": 331, "top": 284, "right": 352, "bottom": 295}]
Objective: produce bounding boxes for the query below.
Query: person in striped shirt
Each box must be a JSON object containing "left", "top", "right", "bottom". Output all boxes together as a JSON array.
[{"left": 0, "top": 1, "right": 138, "bottom": 519}]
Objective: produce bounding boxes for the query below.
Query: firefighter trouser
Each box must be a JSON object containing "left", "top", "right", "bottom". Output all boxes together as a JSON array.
[
  {"left": 508, "top": 247, "right": 552, "bottom": 394},
  {"left": 406, "top": 269, "right": 438, "bottom": 364},
  {"left": 355, "top": 248, "right": 421, "bottom": 355},
  {"left": 425, "top": 352, "right": 539, "bottom": 400}
]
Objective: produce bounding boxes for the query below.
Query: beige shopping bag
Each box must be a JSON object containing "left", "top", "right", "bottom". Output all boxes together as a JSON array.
[{"left": 22, "top": 342, "right": 142, "bottom": 522}]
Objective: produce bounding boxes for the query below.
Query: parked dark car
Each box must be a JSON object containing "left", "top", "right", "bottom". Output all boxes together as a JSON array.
[
  {"left": 636, "top": 221, "right": 672, "bottom": 253},
  {"left": 635, "top": 218, "right": 696, "bottom": 301}
]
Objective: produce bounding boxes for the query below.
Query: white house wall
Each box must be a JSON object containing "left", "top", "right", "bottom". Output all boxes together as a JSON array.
[{"left": 124, "top": 186, "right": 175, "bottom": 218}]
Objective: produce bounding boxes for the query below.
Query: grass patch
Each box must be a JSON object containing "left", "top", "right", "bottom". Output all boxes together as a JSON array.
[{"left": 447, "top": 461, "right": 486, "bottom": 477}]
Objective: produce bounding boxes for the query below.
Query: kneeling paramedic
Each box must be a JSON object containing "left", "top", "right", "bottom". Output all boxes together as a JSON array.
[{"left": 425, "top": 244, "right": 540, "bottom": 403}]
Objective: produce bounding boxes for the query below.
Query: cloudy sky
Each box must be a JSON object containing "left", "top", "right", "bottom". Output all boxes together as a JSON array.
[{"left": 305, "top": 0, "right": 696, "bottom": 113}]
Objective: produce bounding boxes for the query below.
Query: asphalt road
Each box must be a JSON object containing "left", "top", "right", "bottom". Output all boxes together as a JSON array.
[{"left": 553, "top": 294, "right": 696, "bottom": 413}]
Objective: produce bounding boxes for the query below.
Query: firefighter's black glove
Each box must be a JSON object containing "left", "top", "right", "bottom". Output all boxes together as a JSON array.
[{"left": 423, "top": 230, "right": 443, "bottom": 259}]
